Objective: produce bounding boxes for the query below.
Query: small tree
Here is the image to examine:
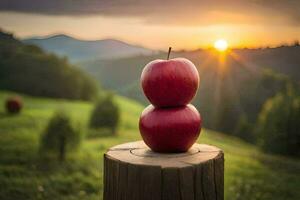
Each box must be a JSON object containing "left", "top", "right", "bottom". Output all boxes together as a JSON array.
[
  {"left": 40, "top": 111, "right": 81, "bottom": 161},
  {"left": 89, "top": 94, "right": 120, "bottom": 134},
  {"left": 293, "top": 40, "right": 299, "bottom": 46},
  {"left": 255, "top": 88, "right": 300, "bottom": 156}
]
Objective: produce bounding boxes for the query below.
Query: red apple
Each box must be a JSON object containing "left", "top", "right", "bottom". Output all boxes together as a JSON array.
[
  {"left": 139, "top": 104, "right": 202, "bottom": 152},
  {"left": 5, "top": 96, "right": 23, "bottom": 114},
  {"left": 141, "top": 58, "right": 199, "bottom": 107}
]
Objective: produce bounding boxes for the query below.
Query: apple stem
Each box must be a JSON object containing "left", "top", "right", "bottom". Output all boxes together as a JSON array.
[{"left": 167, "top": 47, "right": 172, "bottom": 60}]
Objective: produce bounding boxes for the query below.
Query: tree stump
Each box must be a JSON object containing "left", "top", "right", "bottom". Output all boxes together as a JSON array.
[{"left": 103, "top": 140, "right": 224, "bottom": 200}]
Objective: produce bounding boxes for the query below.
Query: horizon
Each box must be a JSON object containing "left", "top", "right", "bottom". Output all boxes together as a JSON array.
[{"left": 3, "top": 29, "right": 299, "bottom": 52}]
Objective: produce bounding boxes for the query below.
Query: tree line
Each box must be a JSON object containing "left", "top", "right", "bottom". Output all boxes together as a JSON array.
[{"left": 0, "top": 30, "right": 98, "bottom": 100}]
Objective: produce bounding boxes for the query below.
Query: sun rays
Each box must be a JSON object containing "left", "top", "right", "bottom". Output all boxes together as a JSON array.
[{"left": 200, "top": 43, "right": 262, "bottom": 127}]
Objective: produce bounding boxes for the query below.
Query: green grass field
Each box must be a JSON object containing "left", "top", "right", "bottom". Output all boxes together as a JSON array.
[{"left": 0, "top": 91, "right": 299, "bottom": 200}]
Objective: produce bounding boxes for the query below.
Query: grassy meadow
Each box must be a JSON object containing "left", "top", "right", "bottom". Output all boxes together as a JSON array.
[{"left": 0, "top": 90, "right": 299, "bottom": 200}]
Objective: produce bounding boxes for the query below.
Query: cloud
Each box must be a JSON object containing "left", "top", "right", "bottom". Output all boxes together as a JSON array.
[{"left": 0, "top": 0, "right": 299, "bottom": 26}]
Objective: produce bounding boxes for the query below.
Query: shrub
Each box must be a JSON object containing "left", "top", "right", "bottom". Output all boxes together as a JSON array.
[
  {"left": 255, "top": 89, "right": 300, "bottom": 156},
  {"left": 40, "top": 111, "right": 81, "bottom": 161},
  {"left": 89, "top": 94, "right": 120, "bottom": 134},
  {"left": 5, "top": 96, "right": 23, "bottom": 114}
]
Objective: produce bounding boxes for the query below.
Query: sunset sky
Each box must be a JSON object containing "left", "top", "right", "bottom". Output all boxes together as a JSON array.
[{"left": 0, "top": 0, "right": 300, "bottom": 50}]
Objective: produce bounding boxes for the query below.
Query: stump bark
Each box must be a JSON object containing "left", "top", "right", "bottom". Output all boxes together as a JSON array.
[{"left": 103, "top": 140, "right": 224, "bottom": 200}]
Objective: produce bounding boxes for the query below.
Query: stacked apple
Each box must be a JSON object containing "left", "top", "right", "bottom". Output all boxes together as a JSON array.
[{"left": 139, "top": 50, "right": 202, "bottom": 153}]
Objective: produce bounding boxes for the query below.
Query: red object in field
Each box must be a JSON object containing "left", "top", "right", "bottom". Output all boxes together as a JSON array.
[
  {"left": 139, "top": 104, "right": 202, "bottom": 153},
  {"left": 141, "top": 58, "right": 199, "bottom": 108},
  {"left": 5, "top": 96, "right": 23, "bottom": 114}
]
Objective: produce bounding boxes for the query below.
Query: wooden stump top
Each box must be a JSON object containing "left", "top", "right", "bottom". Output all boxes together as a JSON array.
[
  {"left": 104, "top": 141, "right": 224, "bottom": 200},
  {"left": 106, "top": 140, "right": 223, "bottom": 168}
]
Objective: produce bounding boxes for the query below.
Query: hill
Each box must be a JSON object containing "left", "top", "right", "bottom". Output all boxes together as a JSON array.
[
  {"left": 0, "top": 30, "right": 98, "bottom": 100},
  {"left": 0, "top": 90, "right": 299, "bottom": 200},
  {"left": 23, "top": 34, "right": 156, "bottom": 62},
  {"left": 81, "top": 46, "right": 300, "bottom": 98},
  {"left": 80, "top": 47, "right": 300, "bottom": 137}
]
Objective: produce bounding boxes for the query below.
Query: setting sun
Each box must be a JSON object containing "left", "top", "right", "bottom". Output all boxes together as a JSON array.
[{"left": 214, "top": 39, "right": 228, "bottom": 51}]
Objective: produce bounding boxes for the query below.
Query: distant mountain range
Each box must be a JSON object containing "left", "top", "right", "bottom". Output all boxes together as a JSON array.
[
  {"left": 81, "top": 46, "right": 300, "bottom": 97},
  {"left": 23, "top": 34, "right": 156, "bottom": 62}
]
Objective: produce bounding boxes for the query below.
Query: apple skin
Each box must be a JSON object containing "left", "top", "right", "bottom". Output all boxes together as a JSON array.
[
  {"left": 5, "top": 96, "right": 23, "bottom": 114},
  {"left": 139, "top": 104, "right": 202, "bottom": 153},
  {"left": 141, "top": 58, "right": 199, "bottom": 107}
]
